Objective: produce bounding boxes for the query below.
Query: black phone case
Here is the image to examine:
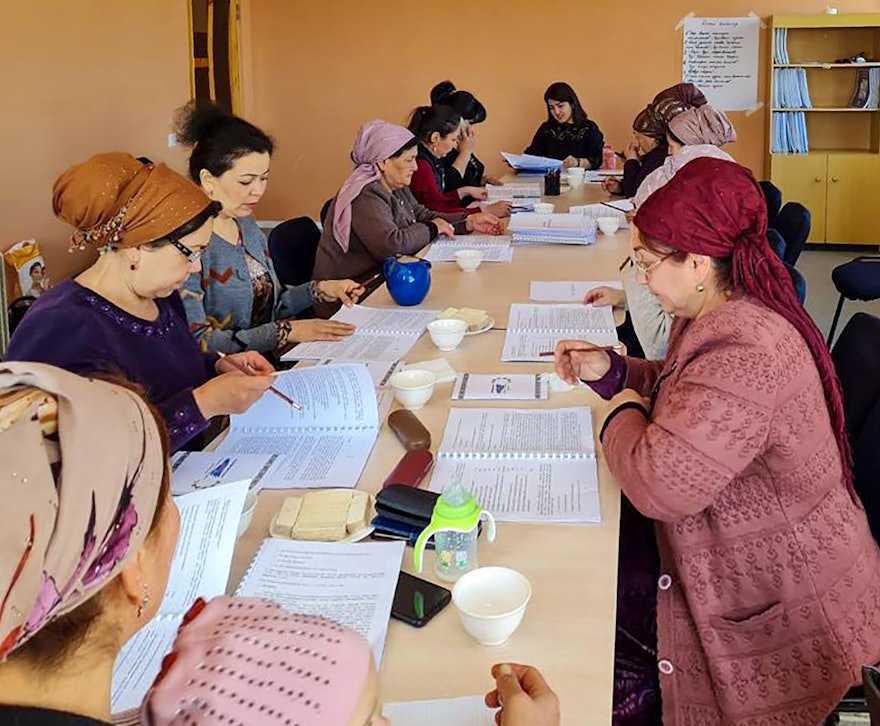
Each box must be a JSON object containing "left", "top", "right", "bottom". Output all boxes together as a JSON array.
[
  {"left": 375, "top": 484, "right": 439, "bottom": 522},
  {"left": 390, "top": 574, "right": 451, "bottom": 627}
]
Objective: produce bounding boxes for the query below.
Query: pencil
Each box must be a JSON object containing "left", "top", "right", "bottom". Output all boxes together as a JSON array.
[
  {"left": 538, "top": 345, "right": 620, "bottom": 357},
  {"left": 217, "top": 353, "right": 303, "bottom": 410}
]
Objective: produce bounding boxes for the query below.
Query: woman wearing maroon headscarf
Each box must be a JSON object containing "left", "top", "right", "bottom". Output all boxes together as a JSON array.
[{"left": 556, "top": 158, "right": 880, "bottom": 725}]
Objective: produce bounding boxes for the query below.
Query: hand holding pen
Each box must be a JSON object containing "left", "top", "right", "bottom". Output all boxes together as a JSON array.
[{"left": 217, "top": 352, "right": 303, "bottom": 410}]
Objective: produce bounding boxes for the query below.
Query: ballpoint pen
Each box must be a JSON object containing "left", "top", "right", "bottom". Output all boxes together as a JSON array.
[{"left": 217, "top": 352, "right": 303, "bottom": 410}]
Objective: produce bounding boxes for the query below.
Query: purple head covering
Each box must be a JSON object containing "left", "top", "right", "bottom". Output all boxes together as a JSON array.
[{"left": 332, "top": 120, "right": 415, "bottom": 252}]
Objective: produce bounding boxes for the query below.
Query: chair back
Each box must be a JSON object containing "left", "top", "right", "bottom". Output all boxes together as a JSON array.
[
  {"left": 786, "top": 263, "right": 806, "bottom": 304},
  {"left": 7, "top": 296, "right": 36, "bottom": 336},
  {"left": 767, "top": 229, "right": 787, "bottom": 261},
  {"left": 319, "top": 197, "right": 334, "bottom": 226},
  {"left": 865, "top": 665, "right": 880, "bottom": 725},
  {"left": 267, "top": 217, "right": 321, "bottom": 287},
  {"left": 771, "top": 202, "right": 811, "bottom": 267},
  {"left": 759, "top": 180, "right": 783, "bottom": 226}
]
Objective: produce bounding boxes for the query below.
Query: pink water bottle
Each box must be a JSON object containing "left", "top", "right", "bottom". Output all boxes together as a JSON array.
[{"left": 602, "top": 144, "right": 618, "bottom": 170}]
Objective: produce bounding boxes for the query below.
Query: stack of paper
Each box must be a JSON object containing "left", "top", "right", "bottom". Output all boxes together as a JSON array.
[
  {"left": 423, "top": 235, "right": 514, "bottom": 263},
  {"left": 486, "top": 182, "right": 542, "bottom": 209},
  {"left": 774, "top": 27, "right": 790, "bottom": 64},
  {"left": 501, "top": 303, "right": 618, "bottom": 362},
  {"left": 500, "top": 151, "right": 563, "bottom": 172},
  {"left": 568, "top": 203, "right": 630, "bottom": 229},
  {"left": 508, "top": 213, "right": 597, "bottom": 246},
  {"left": 283, "top": 305, "right": 438, "bottom": 362},
  {"left": 585, "top": 169, "right": 624, "bottom": 183},
  {"left": 771, "top": 112, "right": 809, "bottom": 154},
  {"left": 773, "top": 68, "right": 812, "bottom": 108}
]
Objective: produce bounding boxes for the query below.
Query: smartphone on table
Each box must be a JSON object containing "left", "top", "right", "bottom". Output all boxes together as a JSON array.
[{"left": 390, "top": 571, "right": 451, "bottom": 628}]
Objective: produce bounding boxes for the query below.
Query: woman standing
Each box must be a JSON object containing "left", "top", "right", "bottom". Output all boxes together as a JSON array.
[{"left": 524, "top": 82, "right": 604, "bottom": 170}]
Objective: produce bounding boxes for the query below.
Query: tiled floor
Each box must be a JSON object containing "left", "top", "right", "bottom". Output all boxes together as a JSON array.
[{"left": 799, "top": 248, "right": 880, "bottom": 344}]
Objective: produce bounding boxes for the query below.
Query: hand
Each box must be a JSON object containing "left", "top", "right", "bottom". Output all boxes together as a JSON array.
[
  {"left": 485, "top": 663, "right": 560, "bottom": 726},
  {"left": 554, "top": 339, "right": 612, "bottom": 384},
  {"left": 458, "top": 124, "right": 476, "bottom": 155},
  {"left": 602, "top": 178, "right": 623, "bottom": 195},
  {"left": 624, "top": 140, "right": 640, "bottom": 161},
  {"left": 484, "top": 176, "right": 504, "bottom": 186},
  {"left": 562, "top": 155, "right": 579, "bottom": 169},
  {"left": 484, "top": 200, "right": 512, "bottom": 218},
  {"left": 584, "top": 286, "right": 626, "bottom": 308},
  {"left": 458, "top": 186, "right": 488, "bottom": 201},
  {"left": 215, "top": 351, "right": 275, "bottom": 376},
  {"left": 193, "top": 371, "right": 272, "bottom": 419},
  {"left": 317, "top": 279, "right": 364, "bottom": 306},
  {"left": 287, "top": 319, "right": 356, "bottom": 344},
  {"left": 434, "top": 218, "right": 456, "bottom": 238},
  {"left": 605, "top": 388, "right": 651, "bottom": 418},
  {"left": 466, "top": 212, "right": 504, "bottom": 235}
]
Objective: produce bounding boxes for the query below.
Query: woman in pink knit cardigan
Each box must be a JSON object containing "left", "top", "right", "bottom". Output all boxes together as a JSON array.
[{"left": 556, "top": 157, "right": 880, "bottom": 725}]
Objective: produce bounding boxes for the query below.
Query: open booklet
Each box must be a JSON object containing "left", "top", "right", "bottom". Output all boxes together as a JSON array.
[
  {"left": 568, "top": 202, "right": 631, "bottom": 228},
  {"left": 384, "top": 695, "right": 495, "bottom": 725},
  {"left": 111, "top": 480, "right": 249, "bottom": 713},
  {"left": 501, "top": 151, "right": 563, "bottom": 172},
  {"left": 169, "top": 450, "right": 276, "bottom": 495},
  {"left": 282, "top": 305, "right": 438, "bottom": 362},
  {"left": 501, "top": 303, "right": 618, "bottom": 362},
  {"left": 530, "top": 280, "right": 622, "bottom": 303},
  {"left": 423, "top": 235, "right": 514, "bottom": 263},
  {"left": 235, "top": 539, "right": 405, "bottom": 665},
  {"left": 429, "top": 408, "right": 601, "bottom": 523},
  {"left": 216, "top": 363, "right": 379, "bottom": 489}
]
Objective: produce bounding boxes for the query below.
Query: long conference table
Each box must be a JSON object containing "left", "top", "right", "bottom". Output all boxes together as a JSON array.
[{"left": 229, "top": 178, "right": 632, "bottom": 724}]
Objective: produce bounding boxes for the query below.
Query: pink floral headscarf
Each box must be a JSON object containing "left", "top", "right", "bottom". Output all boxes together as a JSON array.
[{"left": 0, "top": 363, "right": 164, "bottom": 660}]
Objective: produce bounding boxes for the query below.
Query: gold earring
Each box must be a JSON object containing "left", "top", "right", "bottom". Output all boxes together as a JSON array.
[
  {"left": 136, "top": 584, "right": 151, "bottom": 618},
  {"left": 696, "top": 284, "right": 705, "bottom": 293}
]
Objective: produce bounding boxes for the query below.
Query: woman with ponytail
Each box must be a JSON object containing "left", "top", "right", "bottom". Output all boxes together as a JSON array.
[{"left": 554, "top": 157, "right": 880, "bottom": 725}]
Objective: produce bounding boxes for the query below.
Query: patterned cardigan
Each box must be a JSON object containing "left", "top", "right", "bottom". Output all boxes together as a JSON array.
[{"left": 181, "top": 216, "right": 315, "bottom": 353}]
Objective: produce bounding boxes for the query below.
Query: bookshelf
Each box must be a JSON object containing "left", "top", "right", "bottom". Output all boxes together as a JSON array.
[{"left": 768, "top": 14, "right": 880, "bottom": 245}]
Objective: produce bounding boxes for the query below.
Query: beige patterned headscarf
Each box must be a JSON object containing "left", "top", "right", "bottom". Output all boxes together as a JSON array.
[{"left": 0, "top": 363, "right": 165, "bottom": 660}]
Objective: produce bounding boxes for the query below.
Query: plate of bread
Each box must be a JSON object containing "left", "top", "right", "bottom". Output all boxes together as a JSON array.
[
  {"left": 437, "top": 307, "right": 494, "bottom": 336},
  {"left": 269, "top": 489, "right": 376, "bottom": 543}
]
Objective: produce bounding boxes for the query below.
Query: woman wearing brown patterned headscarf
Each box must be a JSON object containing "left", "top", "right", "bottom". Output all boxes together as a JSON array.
[{"left": 5, "top": 153, "right": 272, "bottom": 451}]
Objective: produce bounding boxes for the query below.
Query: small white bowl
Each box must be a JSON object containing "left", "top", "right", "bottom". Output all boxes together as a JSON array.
[
  {"left": 427, "top": 318, "right": 467, "bottom": 351},
  {"left": 389, "top": 369, "right": 437, "bottom": 410},
  {"left": 566, "top": 166, "right": 586, "bottom": 178},
  {"left": 533, "top": 202, "right": 555, "bottom": 215},
  {"left": 454, "top": 249, "right": 483, "bottom": 272},
  {"left": 597, "top": 216, "right": 621, "bottom": 235},
  {"left": 237, "top": 490, "right": 257, "bottom": 539},
  {"left": 453, "top": 567, "right": 532, "bottom": 646}
]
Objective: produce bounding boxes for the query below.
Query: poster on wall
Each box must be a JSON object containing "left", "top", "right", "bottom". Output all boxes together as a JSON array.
[{"left": 682, "top": 16, "right": 760, "bottom": 111}]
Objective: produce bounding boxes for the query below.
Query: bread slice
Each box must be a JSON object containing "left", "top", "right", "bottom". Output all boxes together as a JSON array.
[{"left": 438, "top": 306, "right": 488, "bottom": 332}]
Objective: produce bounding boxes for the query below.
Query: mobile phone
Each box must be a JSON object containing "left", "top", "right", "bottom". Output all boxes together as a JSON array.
[{"left": 390, "top": 571, "right": 451, "bottom": 628}]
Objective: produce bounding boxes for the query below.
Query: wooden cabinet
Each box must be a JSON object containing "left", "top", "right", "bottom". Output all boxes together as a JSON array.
[{"left": 769, "top": 155, "right": 827, "bottom": 243}]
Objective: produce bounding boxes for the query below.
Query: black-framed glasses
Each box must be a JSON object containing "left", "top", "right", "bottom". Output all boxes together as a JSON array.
[{"left": 168, "top": 238, "right": 203, "bottom": 264}]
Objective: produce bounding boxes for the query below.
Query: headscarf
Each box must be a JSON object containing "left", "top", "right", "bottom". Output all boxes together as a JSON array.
[
  {"left": 142, "top": 596, "right": 373, "bottom": 726},
  {"left": 53, "top": 152, "right": 212, "bottom": 252},
  {"left": 0, "top": 363, "right": 165, "bottom": 660},
  {"left": 332, "top": 120, "right": 415, "bottom": 253},
  {"left": 632, "top": 83, "right": 709, "bottom": 140},
  {"left": 633, "top": 144, "right": 735, "bottom": 208},
  {"left": 668, "top": 105, "right": 737, "bottom": 146},
  {"left": 634, "top": 158, "right": 854, "bottom": 497},
  {"left": 633, "top": 105, "right": 666, "bottom": 140}
]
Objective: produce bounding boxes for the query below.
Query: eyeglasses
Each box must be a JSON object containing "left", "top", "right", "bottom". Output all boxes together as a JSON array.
[
  {"left": 633, "top": 252, "right": 672, "bottom": 277},
  {"left": 168, "top": 238, "right": 203, "bottom": 264}
]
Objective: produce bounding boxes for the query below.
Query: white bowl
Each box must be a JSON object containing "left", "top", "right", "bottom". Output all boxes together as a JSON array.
[
  {"left": 452, "top": 567, "right": 532, "bottom": 646},
  {"left": 427, "top": 318, "right": 467, "bottom": 351},
  {"left": 533, "top": 202, "right": 555, "bottom": 215},
  {"left": 597, "top": 216, "right": 621, "bottom": 235},
  {"left": 454, "top": 249, "right": 484, "bottom": 272},
  {"left": 566, "top": 166, "right": 586, "bottom": 178},
  {"left": 237, "top": 490, "right": 257, "bottom": 539},
  {"left": 389, "top": 369, "right": 437, "bottom": 410}
]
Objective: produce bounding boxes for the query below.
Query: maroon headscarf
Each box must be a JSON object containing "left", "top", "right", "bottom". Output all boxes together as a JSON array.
[{"left": 634, "top": 157, "right": 854, "bottom": 497}]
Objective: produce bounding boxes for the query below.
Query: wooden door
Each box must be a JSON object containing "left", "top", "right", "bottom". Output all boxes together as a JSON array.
[
  {"left": 770, "top": 154, "right": 827, "bottom": 243},
  {"left": 826, "top": 154, "right": 880, "bottom": 245}
]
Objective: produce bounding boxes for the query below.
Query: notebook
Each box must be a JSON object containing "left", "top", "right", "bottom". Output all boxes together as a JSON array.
[
  {"left": 507, "top": 213, "right": 597, "bottom": 246},
  {"left": 500, "top": 151, "right": 563, "bottom": 172},
  {"left": 423, "top": 235, "right": 514, "bottom": 263},
  {"left": 282, "top": 305, "right": 438, "bottom": 362},
  {"left": 501, "top": 303, "right": 618, "bottom": 362},
  {"left": 216, "top": 364, "right": 379, "bottom": 489},
  {"left": 429, "top": 408, "right": 600, "bottom": 523}
]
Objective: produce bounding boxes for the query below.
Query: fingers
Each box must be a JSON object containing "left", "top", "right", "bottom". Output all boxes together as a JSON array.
[
  {"left": 485, "top": 689, "right": 501, "bottom": 709},
  {"left": 583, "top": 289, "right": 601, "bottom": 304}
]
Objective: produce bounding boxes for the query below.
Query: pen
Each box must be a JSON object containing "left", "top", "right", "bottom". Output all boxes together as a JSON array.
[
  {"left": 217, "top": 352, "right": 303, "bottom": 410},
  {"left": 538, "top": 345, "right": 620, "bottom": 356},
  {"left": 618, "top": 255, "right": 633, "bottom": 271},
  {"left": 361, "top": 272, "right": 383, "bottom": 287}
]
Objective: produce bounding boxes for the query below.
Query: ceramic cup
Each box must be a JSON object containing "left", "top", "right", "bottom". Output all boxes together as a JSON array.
[
  {"left": 452, "top": 567, "right": 532, "bottom": 646},
  {"left": 389, "top": 369, "right": 437, "bottom": 410},
  {"left": 427, "top": 318, "right": 468, "bottom": 351},
  {"left": 454, "top": 249, "right": 484, "bottom": 272},
  {"left": 566, "top": 168, "right": 586, "bottom": 187},
  {"left": 597, "top": 216, "right": 621, "bottom": 235}
]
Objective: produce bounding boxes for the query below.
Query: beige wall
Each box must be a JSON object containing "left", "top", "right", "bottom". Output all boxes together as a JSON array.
[
  {"left": 2, "top": 0, "right": 192, "bottom": 294},
  {"left": 245, "top": 0, "right": 879, "bottom": 222}
]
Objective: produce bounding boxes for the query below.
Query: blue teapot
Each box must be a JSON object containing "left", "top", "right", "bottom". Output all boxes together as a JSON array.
[{"left": 383, "top": 256, "right": 431, "bottom": 306}]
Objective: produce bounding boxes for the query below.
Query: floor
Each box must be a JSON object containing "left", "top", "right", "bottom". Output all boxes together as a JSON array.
[{"left": 799, "top": 247, "right": 880, "bottom": 344}]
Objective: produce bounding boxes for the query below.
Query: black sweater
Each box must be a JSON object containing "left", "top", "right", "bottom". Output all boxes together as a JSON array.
[{"left": 524, "top": 120, "right": 604, "bottom": 169}]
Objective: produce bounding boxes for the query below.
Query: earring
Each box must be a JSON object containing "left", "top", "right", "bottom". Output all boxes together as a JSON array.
[
  {"left": 130, "top": 263, "right": 137, "bottom": 271},
  {"left": 696, "top": 284, "right": 705, "bottom": 293},
  {"left": 136, "top": 584, "right": 151, "bottom": 618}
]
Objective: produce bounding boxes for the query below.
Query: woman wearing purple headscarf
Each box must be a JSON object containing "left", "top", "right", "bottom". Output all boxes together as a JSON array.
[{"left": 313, "top": 120, "right": 503, "bottom": 285}]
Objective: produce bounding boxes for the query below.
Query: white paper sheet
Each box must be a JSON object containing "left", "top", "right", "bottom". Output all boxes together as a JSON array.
[
  {"left": 111, "top": 481, "right": 249, "bottom": 713},
  {"left": 500, "top": 151, "right": 563, "bottom": 171},
  {"left": 170, "top": 451, "right": 276, "bottom": 495},
  {"left": 423, "top": 236, "right": 513, "bottom": 264},
  {"left": 315, "top": 359, "right": 403, "bottom": 387},
  {"left": 452, "top": 373, "right": 549, "bottom": 401},
  {"left": 331, "top": 304, "right": 439, "bottom": 333},
  {"left": 529, "top": 280, "right": 623, "bottom": 302},
  {"left": 235, "top": 539, "right": 406, "bottom": 665},
  {"left": 217, "top": 364, "right": 380, "bottom": 489},
  {"left": 502, "top": 304, "right": 618, "bottom": 362},
  {"left": 383, "top": 695, "right": 495, "bottom": 726},
  {"left": 567, "top": 203, "right": 630, "bottom": 228}
]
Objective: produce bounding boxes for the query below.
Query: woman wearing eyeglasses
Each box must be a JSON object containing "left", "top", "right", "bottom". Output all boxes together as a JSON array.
[
  {"left": 4, "top": 152, "right": 272, "bottom": 452},
  {"left": 556, "top": 158, "right": 880, "bottom": 725}
]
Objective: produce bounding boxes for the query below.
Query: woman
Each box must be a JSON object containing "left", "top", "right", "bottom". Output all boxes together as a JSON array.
[
  {"left": 0, "top": 363, "right": 559, "bottom": 726},
  {"left": 313, "top": 120, "right": 504, "bottom": 282},
  {"left": 176, "top": 102, "right": 362, "bottom": 354},
  {"left": 558, "top": 157, "right": 880, "bottom": 725},
  {"left": 408, "top": 104, "right": 510, "bottom": 217},
  {"left": 430, "top": 81, "right": 502, "bottom": 192},
  {"left": 5, "top": 153, "right": 271, "bottom": 452},
  {"left": 524, "top": 82, "right": 604, "bottom": 170},
  {"left": 603, "top": 82, "right": 707, "bottom": 197}
]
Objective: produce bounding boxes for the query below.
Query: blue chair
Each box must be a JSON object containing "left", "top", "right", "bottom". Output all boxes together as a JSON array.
[
  {"left": 767, "top": 228, "right": 787, "bottom": 261},
  {"left": 865, "top": 666, "right": 880, "bottom": 725},
  {"left": 770, "top": 202, "right": 811, "bottom": 267},
  {"left": 827, "top": 256, "right": 880, "bottom": 345},
  {"left": 787, "top": 264, "right": 806, "bottom": 304},
  {"left": 760, "top": 180, "right": 783, "bottom": 227},
  {"left": 267, "top": 217, "right": 321, "bottom": 288}
]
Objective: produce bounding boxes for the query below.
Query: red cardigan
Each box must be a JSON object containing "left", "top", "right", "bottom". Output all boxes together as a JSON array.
[{"left": 410, "top": 158, "right": 478, "bottom": 215}]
